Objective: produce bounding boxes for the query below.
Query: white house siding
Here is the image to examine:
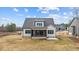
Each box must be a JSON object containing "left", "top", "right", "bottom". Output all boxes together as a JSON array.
[
  {"left": 69, "top": 18, "right": 79, "bottom": 36},
  {"left": 68, "top": 27, "right": 73, "bottom": 36},
  {"left": 23, "top": 29, "right": 31, "bottom": 37},
  {"left": 76, "top": 26, "right": 79, "bottom": 36},
  {"left": 47, "top": 25, "right": 56, "bottom": 40},
  {"left": 76, "top": 20, "right": 79, "bottom": 36}
]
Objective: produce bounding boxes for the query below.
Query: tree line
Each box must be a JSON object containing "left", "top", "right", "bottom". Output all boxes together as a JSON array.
[{"left": 0, "top": 23, "right": 22, "bottom": 32}]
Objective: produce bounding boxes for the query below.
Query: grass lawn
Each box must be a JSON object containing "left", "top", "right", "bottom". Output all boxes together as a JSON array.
[{"left": 0, "top": 35, "right": 79, "bottom": 51}]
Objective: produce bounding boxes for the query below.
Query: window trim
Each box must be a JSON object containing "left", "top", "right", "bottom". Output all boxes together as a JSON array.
[
  {"left": 48, "top": 30, "right": 54, "bottom": 34},
  {"left": 25, "top": 30, "right": 31, "bottom": 34},
  {"left": 34, "top": 21, "right": 44, "bottom": 27}
]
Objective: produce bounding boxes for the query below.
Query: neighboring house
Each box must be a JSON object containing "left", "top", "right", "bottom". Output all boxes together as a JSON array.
[
  {"left": 68, "top": 17, "right": 79, "bottom": 36},
  {"left": 22, "top": 18, "right": 56, "bottom": 40},
  {"left": 55, "top": 24, "right": 67, "bottom": 32}
]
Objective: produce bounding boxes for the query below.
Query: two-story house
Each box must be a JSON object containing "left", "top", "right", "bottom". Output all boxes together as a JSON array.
[{"left": 22, "top": 18, "right": 56, "bottom": 40}]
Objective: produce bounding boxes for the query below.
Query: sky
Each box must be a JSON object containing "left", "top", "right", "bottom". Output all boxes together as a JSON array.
[{"left": 0, "top": 7, "right": 75, "bottom": 27}]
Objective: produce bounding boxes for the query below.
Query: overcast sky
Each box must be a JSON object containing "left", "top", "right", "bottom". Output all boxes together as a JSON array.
[{"left": 0, "top": 7, "right": 74, "bottom": 27}]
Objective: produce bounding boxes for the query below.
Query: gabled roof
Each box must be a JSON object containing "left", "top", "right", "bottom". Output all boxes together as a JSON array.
[
  {"left": 69, "top": 17, "right": 79, "bottom": 26},
  {"left": 23, "top": 18, "right": 55, "bottom": 29}
]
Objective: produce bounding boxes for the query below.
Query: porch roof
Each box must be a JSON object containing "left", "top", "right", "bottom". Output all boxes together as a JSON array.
[{"left": 31, "top": 27, "right": 47, "bottom": 30}]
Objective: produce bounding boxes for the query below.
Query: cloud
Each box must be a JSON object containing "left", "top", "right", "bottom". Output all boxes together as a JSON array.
[
  {"left": 63, "top": 12, "right": 73, "bottom": 17},
  {"left": 63, "top": 12, "right": 67, "bottom": 15},
  {"left": 38, "top": 7, "right": 59, "bottom": 11},
  {"left": 47, "top": 7, "right": 60, "bottom": 11},
  {"left": 38, "top": 7, "right": 48, "bottom": 11},
  {"left": 69, "top": 7, "right": 79, "bottom": 17},
  {"left": 26, "top": 15, "right": 31, "bottom": 18},
  {"left": 0, "top": 17, "right": 15, "bottom": 26},
  {"left": 69, "top": 12, "right": 73, "bottom": 16},
  {"left": 69, "top": 7, "right": 79, "bottom": 10},
  {"left": 41, "top": 11, "right": 48, "bottom": 13},
  {"left": 64, "top": 16, "right": 68, "bottom": 19},
  {"left": 38, "top": 7, "right": 49, "bottom": 14},
  {"left": 24, "top": 8, "right": 28, "bottom": 12},
  {"left": 48, "top": 14, "right": 72, "bottom": 24},
  {"left": 1, "top": 17, "right": 10, "bottom": 21},
  {"left": 38, "top": 7, "right": 60, "bottom": 14},
  {"left": 16, "top": 14, "right": 24, "bottom": 16},
  {"left": 13, "top": 8, "right": 19, "bottom": 12},
  {"left": 48, "top": 14, "right": 61, "bottom": 20},
  {"left": 33, "top": 16, "right": 36, "bottom": 18},
  {"left": 26, "top": 15, "right": 36, "bottom": 18}
]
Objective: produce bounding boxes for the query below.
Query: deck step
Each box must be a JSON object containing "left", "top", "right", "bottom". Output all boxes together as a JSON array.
[{"left": 47, "top": 38, "right": 58, "bottom": 40}]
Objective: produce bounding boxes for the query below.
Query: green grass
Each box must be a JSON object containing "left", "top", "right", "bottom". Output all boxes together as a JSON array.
[{"left": 0, "top": 35, "right": 78, "bottom": 51}]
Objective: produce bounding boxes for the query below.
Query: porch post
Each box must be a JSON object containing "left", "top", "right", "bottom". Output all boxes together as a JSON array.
[
  {"left": 32, "top": 30, "right": 36, "bottom": 37},
  {"left": 46, "top": 30, "right": 48, "bottom": 37}
]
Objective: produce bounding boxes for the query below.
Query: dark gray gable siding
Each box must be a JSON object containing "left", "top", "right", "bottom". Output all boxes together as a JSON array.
[{"left": 22, "top": 18, "right": 54, "bottom": 29}]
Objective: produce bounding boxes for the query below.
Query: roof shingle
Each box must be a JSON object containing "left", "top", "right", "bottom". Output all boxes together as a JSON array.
[{"left": 23, "top": 18, "right": 55, "bottom": 29}]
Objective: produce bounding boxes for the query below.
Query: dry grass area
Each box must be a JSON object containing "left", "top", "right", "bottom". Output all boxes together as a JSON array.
[
  {"left": 0, "top": 34, "right": 79, "bottom": 51},
  {"left": 56, "top": 31, "right": 69, "bottom": 37}
]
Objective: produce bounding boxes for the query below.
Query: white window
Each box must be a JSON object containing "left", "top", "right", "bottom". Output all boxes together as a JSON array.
[
  {"left": 48, "top": 30, "right": 54, "bottom": 34},
  {"left": 34, "top": 22, "right": 44, "bottom": 27},
  {"left": 25, "top": 30, "right": 31, "bottom": 34}
]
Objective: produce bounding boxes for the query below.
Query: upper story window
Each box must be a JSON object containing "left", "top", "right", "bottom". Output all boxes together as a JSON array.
[{"left": 34, "top": 21, "right": 44, "bottom": 27}]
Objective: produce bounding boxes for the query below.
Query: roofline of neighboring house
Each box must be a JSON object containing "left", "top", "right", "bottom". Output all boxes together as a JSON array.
[
  {"left": 68, "top": 17, "right": 79, "bottom": 27},
  {"left": 68, "top": 18, "right": 75, "bottom": 27}
]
